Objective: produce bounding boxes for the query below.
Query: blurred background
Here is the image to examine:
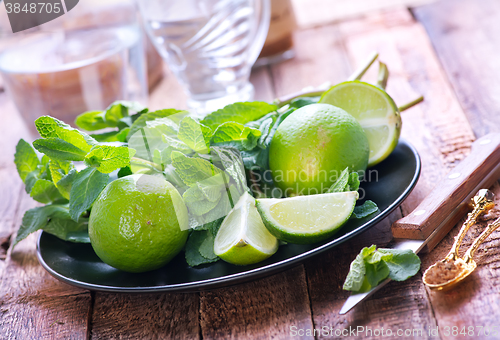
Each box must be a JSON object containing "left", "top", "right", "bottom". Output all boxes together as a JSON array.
[{"left": 0, "top": 0, "right": 436, "bottom": 130}]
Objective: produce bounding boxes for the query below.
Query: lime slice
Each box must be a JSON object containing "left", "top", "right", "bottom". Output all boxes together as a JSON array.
[
  {"left": 256, "top": 191, "right": 358, "bottom": 244},
  {"left": 214, "top": 192, "right": 279, "bottom": 265},
  {"left": 319, "top": 81, "right": 401, "bottom": 167}
]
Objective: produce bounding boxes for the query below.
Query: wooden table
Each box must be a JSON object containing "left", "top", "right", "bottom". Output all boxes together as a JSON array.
[{"left": 1, "top": 0, "right": 500, "bottom": 338}]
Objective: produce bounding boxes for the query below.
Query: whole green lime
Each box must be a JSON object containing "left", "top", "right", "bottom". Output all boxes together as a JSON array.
[
  {"left": 88, "top": 174, "right": 189, "bottom": 273},
  {"left": 269, "top": 103, "right": 369, "bottom": 196}
]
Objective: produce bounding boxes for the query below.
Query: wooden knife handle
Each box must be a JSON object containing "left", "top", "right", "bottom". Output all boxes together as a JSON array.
[{"left": 392, "top": 133, "right": 500, "bottom": 244}]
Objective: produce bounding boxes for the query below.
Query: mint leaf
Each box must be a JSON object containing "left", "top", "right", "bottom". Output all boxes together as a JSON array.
[
  {"left": 210, "top": 122, "right": 261, "bottom": 151},
  {"left": 128, "top": 118, "right": 180, "bottom": 161},
  {"left": 118, "top": 166, "right": 133, "bottom": 178},
  {"left": 185, "top": 194, "right": 219, "bottom": 216},
  {"left": 327, "top": 168, "right": 360, "bottom": 193},
  {"left": 366, "top": 250, "right": 393, "bottom": 264},
  {"left": 171, "top": 151, "right": 222, "bottom": 186},
  {"left": 90, "top": 129, "right": 130, "bottom": 143},
  {"left": 30, "top": 179, "right": 64, "bottom": 204},
  {"left": 289, "top": 97, "right": 318, "bottom": 109},
  {"left": 343, "top": 245, "right": 421, "bottom": 292},
  {"left": 35, "top": 116, "right": 96, "bottom": 151},
  {"left": 378, "top": 249, "right": 421, "bottom": 281},
  {"left": 127, "top": 109, "right": 185, "bottom": 140},
  {"left": 75, "top": 101, "right": 147, "bottom": 131},
  {"left": 197, "top": 174, "right": 227, "bottom": 202},
  {"left": 178, "top": 117, "right": 211, "bottom": 153},
  {"left": 162, "top": 135, "right": 192, "bottom": 154},
  {"left": 240, "top": 107, "right": 295, "bottom": 172},
  {"left": 343, "top": 251, "right": 367, "bottom": 291},
  {"left": 328, "top": 168, "right": 349, "bottom": 193},
  {"left": 365, "top": 261, "right": 390, "bottom": 287},
  {"left": 348, "top": 172, "right": 360, "bottom": 191},
  {"left": 202, "top": 102, "right": 277, "bottom": 130},
  {"left": 343, "top": 245, "right": 376, "bottom": 291},
  {"left": 33, "top": 138, "right": 89, "bottom": 161},
  {"left": 183, "top": 173, "right": 229, "bottom": 216},
  {"left": 257, "top": 117, "right": 274, "bottom": 147},
  {"left": 351, "top": 200, "right": 379, "bottom": 219},
  {"left": 210, "top": 146, "right": 247, "bottom": 193},
  {"left": 185, "top": 230, "right": 219, "bottom": 266},
  {"left": 84, "top": 145, "right": 132, "bottom": 174},
  {"left": 56, "top": 168, "right": 78, "bottom": 200},
  {"left": 15, "top": 204, "right": 89, "bottom": 246},
  {"left": 69, "top": 167, "right": 109, "bottom": 221},
  {"left": 75, "top": 111, "right": 109, "bottom": 131},
  {"left": 199, "top": 232, "right": 218, "bottom": 260},
  {"left": 14, "top": 139, "right": 40, "bottom": 182},
  {"left": 49, "top": 159, "right": 72, "bottom": 184}
]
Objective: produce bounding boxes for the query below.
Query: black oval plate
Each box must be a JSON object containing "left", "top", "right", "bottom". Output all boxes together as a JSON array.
[{"left": 37, "top": 140, "right": 420, "bottom": 293}]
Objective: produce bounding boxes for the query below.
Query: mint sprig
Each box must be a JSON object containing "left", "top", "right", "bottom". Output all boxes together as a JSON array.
[
  {"left": 201, "top": 101, "right": 277, "bottom": 130},
  {"left": 343, "top": 245, "right": 421, "bottom": 292}
]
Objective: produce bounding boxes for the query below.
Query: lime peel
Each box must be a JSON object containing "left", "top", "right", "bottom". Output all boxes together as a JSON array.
[
  {"left": 319, "top": 81, "right": 402, "bottom": 167},
  {"left": 256, "top": 191, "right": 359, "bottom": 244},
  {"left": 214, "top": 192, "right": 279, "bottom": 265}
]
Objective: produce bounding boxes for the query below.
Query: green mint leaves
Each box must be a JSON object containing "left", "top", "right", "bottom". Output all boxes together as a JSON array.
[
  {"left": 15, "top": 205, "right": 89, "bottom": 246},
  {"left": 185, "top": 219, "right": 223, "bottom": 267},
  {"left": 14, "top": 139, "right": 40, "bottom": 181},
  {"left": 177, "top": 117, "right": 212, "bottom": 154},
  {"left": 84, "top": 145, "right": 132, "bottom": 174},
  {"left": 201, "top": 101, "right": 277, "bottom": 130},
  {"left": 75, "top": 101, "right": 148, "bottom": 131},
  {"left": 69, "top": 168, "right": 109, "bottom": 221},
  {"left": 352, "top": 200, "right": 379, "bottom": 219},
  {"left": 211, "top": 122, "right": 262, "bottom": 151},
  {"left": 328, "top": 168, "right": 360, "bottom": 193},
  {"left": 343, "top": 245, "right": 421, "bottom": 292},
  {"left": 327, "top": 167, "right": 378, "bottom": 219}
]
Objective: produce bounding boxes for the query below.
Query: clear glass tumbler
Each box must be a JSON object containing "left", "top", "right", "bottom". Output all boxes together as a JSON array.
[
  {"left": 138, "top": 0, "right": 271, "bottom": 115},
  {"left": 0, "top": 0, "right": 147, "bottom": 129}
]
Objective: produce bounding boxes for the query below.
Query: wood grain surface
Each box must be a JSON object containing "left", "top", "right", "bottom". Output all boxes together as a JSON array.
[
  {"left": 1, "top": 1, "right": 500, "bottom": 339},
  {"left": 414, "top": 0, "right": 500, "bottom": 138}
]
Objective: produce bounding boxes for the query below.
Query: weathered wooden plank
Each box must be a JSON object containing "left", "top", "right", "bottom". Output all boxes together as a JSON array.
[
  {"left": 411, "top": 0, "right": 500, "bottom": 336},
  {"left": 0, "top": 93, "right": 34, "bottom": 168},
  {"left": 414, "top": 0, "right": 500, "bottom": 138},
  {"left": 291, "top": 0, "right": 436, "bottom": 28},
  {"left": 0, "top": 195, "right": 91, "bottom": 340},
  {"left": 148, "top": 67, "right": 189, "bottom": 111},
  {"left": 251, "top": 66, "right": 275, "bottom": 103},
  {"left": 91, "top": 292, "right": 200, "bottom": 340},
  {"left": 200, "top": 266, "right": 314, "bottom": 340},
  {"left": 269, "top": 24, "right": 351, "bottom": 97},
  {"left": 0, "top": 170, "right": 23, "bottom": 268}
]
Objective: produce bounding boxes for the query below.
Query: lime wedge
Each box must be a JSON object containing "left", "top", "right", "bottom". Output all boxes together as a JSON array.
[
  {"left": 256, "top": 191, "right": 358, "bottom": 244},
  {"left": 319, "top": 81, "right": 401, "bottom": 167},
  {"left": 214, "top": 192, "right": 279, "bottom": 265}
]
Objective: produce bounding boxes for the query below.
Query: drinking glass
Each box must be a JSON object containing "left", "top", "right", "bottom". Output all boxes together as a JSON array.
[
  {"left": 0, "top": 0, "right": 147, "bottom": 128},
  {"left": 138, "top": 0, "right": 271, "bottom": 116}
]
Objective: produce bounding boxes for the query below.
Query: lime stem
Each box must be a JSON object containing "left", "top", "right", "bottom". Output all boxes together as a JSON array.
[
  {"left": 347, "top": 51, "right": 379, "bottom": 81},
  {"left": 398, "top": 96, "right": 424, "bottom": 112},
  {"left": 376, "top": 62, "right": 389, "bottom": 90},
  {"left": 274, "top": 90, "right": 324, "bottom": 108}
]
